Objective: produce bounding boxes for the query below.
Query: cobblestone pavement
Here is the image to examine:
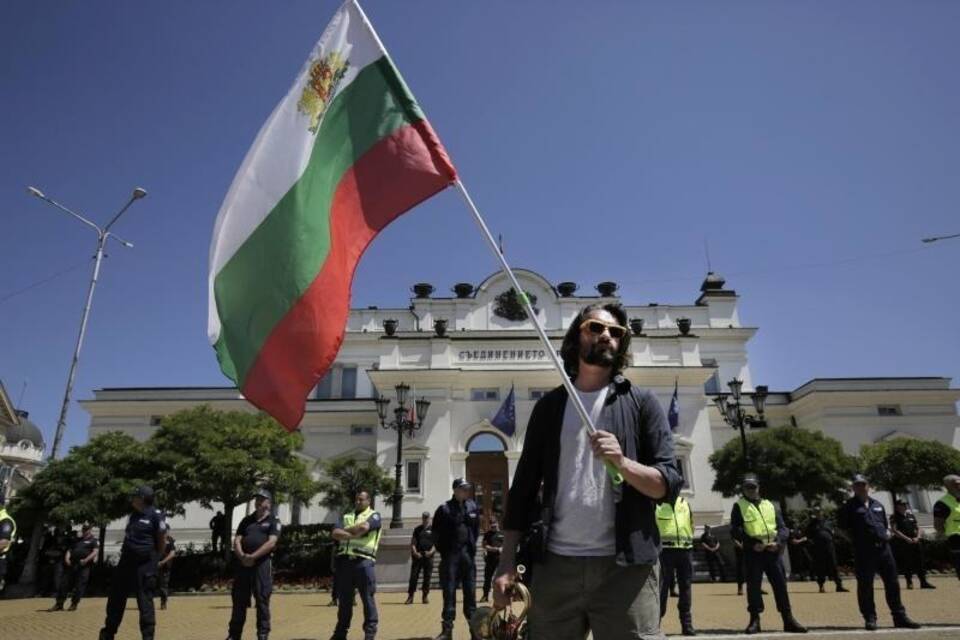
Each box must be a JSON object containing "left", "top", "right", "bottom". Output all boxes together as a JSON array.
[{"left": 1, "top": 576, "right": 958, "bottom": 639}]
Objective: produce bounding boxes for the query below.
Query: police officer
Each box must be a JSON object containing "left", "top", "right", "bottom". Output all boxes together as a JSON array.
[
  {"left": 330, "top": 489, "right": 382, "bottom": 640},
  {"left": 699, "top": 525, "right": 726, "bottom": 583},
  {"left": 51, "top": 523, "right": 98, "bottom": 611},
  {"left": 933, "top": 474, "right": 960, "bottom": 580},
  {"left": 406, "top": 510, "right": 435, "bottom": 605},
  {"left": 432, "top": 477, "right": 480, "bottom": 640},
  {"left": 157, "top": 528, "right": 177, "bottom": 609},
  {"left": 210, "top": 511, "right": 226, "bottom": 553},
  {"left": 890, "top": 499, "right": 934, "bottom": 590},
  {"left": 480, "top": 517, "right": 503, "bottom": 603},
  {"left": 730, "top": 474, "right": 807, "bottom": 635},
  {"left": 804, "top": 507, "right": 847, "bottom": 593},
  {"left": 99, "top": 486, "right": 167, "bottom": 640},
  {"left": 227, "top": 488, "right": 280, "bottom": 640},
  {"left": 0, "top": 495, "right": 16, "bottom": 593},
  {"left": 787, "top": 525, "right": 812, "bottom": 581},
  {"left": 657, "top": 494, "right": 697, "bottom": 636},
  {"left": 837, "top": 474, "right": 920, "bottom": 631}
]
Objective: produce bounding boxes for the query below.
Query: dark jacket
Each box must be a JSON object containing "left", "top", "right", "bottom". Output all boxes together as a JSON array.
[
  {"left": 503, "top": 379, "right": 681, "bottom": 566},
  {"left": 838, "top": 496, "right": 891, "bottom": 549},
  {"left": 433, "top": 498, "right": 480, "bottom": 556}
]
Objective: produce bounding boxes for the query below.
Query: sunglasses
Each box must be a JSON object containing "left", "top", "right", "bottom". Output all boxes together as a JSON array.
[{"left": 580, "top": 319, "right": 628, "bottom": 340}]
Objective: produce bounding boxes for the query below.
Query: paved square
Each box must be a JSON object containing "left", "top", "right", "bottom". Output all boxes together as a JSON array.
[{"left": 1, "top": 576, "right": 958, "bottom": 639}]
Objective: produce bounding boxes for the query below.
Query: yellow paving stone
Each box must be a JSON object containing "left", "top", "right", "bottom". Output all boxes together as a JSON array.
[{"left": 0, "top": 575, "right": 958, "bottom": 639}]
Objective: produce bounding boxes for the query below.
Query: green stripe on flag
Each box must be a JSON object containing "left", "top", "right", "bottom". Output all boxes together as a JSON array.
[{"left": 213, "top": 56, "right": 425, "bottom": 385}]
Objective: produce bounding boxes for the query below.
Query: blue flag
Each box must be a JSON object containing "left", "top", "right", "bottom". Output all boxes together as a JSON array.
[
  {"left": 491, "top": 385, "right": 516, "bottom": 436},
  {"left": 668, "top": 380, "right": 679, "bottom": 431}
]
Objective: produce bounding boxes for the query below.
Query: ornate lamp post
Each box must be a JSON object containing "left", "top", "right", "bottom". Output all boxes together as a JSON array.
[
  {"left": 713, "top": 379, "right": 768, "bottom": 471},
  {"left": 376, "top": 383, "right": 431, "bottom": 528}
]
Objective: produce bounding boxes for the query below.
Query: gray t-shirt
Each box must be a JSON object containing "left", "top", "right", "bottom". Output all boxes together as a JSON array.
[{"left": 547, "top": 386, "right": 616, "bottom": 556}]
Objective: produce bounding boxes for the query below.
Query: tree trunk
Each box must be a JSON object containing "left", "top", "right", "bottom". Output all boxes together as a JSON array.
[
  {"left": 98, "top": 525, "right": 107, "bottom": 565},
  {"left": 17, "top": 523, "right": 44, "bottom": 589},
  {"left": 222, "top": 501, "right": 235, "bottom": 564}
]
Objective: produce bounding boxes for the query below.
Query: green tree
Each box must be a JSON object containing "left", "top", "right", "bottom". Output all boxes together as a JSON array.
[
  {"left": 859, "top": 437, "right": 960, "bottom": 502},
  {"left": 315, "top": 457, "right": 395, "bottom": 515},
  {"left": 710, "top": 426, "right": 857, "bottom": 513},
  {"left": 148, "top": 405, "right": 316, "bottom": 560},
  {"left": 11, "top": 432, "right": 150, "bottom": 579}
]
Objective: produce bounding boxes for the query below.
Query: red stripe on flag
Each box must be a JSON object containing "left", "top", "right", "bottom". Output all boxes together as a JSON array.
[{"left": 241, "top": 121, "right": 455, "bottom": 429}]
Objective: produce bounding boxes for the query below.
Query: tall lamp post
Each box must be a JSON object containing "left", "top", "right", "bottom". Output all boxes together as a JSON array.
[
  {"left": 376, "top": 383, "right": 431, "bottom": 529},
  {"left": 713, "top": 379, "right": 768, "bottom": 471},
  {"left": 27, "top": 185, "right": 147, "bottom": 460}
]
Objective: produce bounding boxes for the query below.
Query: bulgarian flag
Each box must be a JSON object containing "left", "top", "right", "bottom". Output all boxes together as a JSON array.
[{"left": 208, "top": 0, "right": 456, "bottom": 429}]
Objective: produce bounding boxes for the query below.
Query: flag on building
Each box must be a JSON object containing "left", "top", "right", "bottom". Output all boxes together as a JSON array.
[
  {"left": 207, "top": 0, "right": 457, "bottom": 429},
  {"left": 491, "top": 385, "right": 516, "bottom": 436},
  {"left": 668, "top": 379, "right": 679, "bottom": 431}
]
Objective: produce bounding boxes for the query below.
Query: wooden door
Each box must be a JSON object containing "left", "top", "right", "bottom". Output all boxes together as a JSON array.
[{"left": 466, "top": 451, "right": 509, "bottom": 531}]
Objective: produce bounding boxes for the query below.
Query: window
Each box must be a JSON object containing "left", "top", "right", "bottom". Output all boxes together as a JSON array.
[
  {"left": 471, "top": 388, "right": 500, "bottom": 401},
  {"left": 677, "top": 456, "right": 692, "bottom": 491},
  {"left": 341, "top": 367, "right": 357, "bottom": 399},
  {"left": 529, "top": 388, "right": 551, "bottom": 401},
  {"left": 316, "top": 372, "right": 333, "bottom": 399},
  {"left": 878, "top": 405, "right": 902, "bottom": 416},
  {"left": 149, "top": 416, "right": 163, "bottom": 426},
  {"left": 405, "top": 460, "right": 422, "bottom": 493},
  {"left": 702, "top": 359, "right": 720, "bottom": 394},
  {"left": 351, "top": 425, "right": 374, "bottom": 436}
]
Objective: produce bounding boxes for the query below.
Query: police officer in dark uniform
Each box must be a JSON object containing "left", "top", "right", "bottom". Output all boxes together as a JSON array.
[
  {"left": 837, "top": 474, "right": 920, "bottom": 631},
  {"left": 805, "top": 507, "right": 847, "bottom": 593},
  {"left": 406, "top": 511, "right": 436, "bottom": 605},
  {"left": 51, "top": 524, "right": 99, "bottom": 611},
  {"left": 157, "top": 529, "right": 177, "bottom": 609},
  {"left": 480, "top": 517, "right": 504, "bottom": 603},
  {"left": 99, "top": 486, "right": 167, "bottom": 640},
  {"left": 787, "top": 526, "right": 812, "bottom": 581},
  {"left": 227, "top": 488, "right": 280, "bottom": 640},
  {"left": 432, "top": 478, "right": 480, "bottom": 640},
  {"left": 699, "top": 525, "right": 725, "bottom": 582},
  {"left": 890, "top": 499, "right": 934, "bottom": 590},
  {"left": 730, "top": 474, "right": 807, "bottom": 635},
  {"left": 0, "top": 495, "right": 14, "bottom": 594}
]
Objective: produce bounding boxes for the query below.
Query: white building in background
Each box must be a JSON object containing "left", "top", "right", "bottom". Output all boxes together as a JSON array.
[
  {"left": 81, "top": 269, "right": 960, "bottom": 554},
  {"left": 0, "top": 380, "right": 46, "bottom": 502}
]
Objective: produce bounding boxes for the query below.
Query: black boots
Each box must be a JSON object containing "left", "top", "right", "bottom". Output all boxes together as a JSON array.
[
  {"left": 745, "top": 615, "right": 761, "bottom": 635},
  {"left": 404, "top": 594, "right": 414, "bottom": 605},
  {"left": 782, "top": 612, "right": 808, "bottom": 633},
  {"left": 864, "top": 617, "right": 878, "bottom": 631},
  {"left": 681, "top": 622, "right": 697, "bottom": 636},
  {"left": 434, "top": 623, "right": 453, "bottom": 640},
  {"left": 893, "top": 614, "right": 922, "bottom": 629}
]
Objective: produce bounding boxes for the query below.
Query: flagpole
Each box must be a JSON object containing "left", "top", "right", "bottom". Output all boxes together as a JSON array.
[{"left": 454, "top": 179, "right": 623, "bottom": 484}]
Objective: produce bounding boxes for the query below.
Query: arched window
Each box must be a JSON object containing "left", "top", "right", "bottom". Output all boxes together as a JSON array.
[{"left": 467, "top": 432, "right": 506, "bottom": 453}]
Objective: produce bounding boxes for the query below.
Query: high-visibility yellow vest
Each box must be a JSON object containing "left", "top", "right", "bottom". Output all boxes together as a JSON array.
[
  {"left": 0, "top": 507, "right": 16, "bottom": 558},
  {"left": 938, "top": 494, "right": 960, "bottom": 538},
  {"left": 737, "top": 498, "right": 777, "bottom": 545},
  {"left": 656, "top": 497, "right": 694, "bottom": 549},
  {"left": 338, "top": 507, "right": 382, "bottom": 560}
]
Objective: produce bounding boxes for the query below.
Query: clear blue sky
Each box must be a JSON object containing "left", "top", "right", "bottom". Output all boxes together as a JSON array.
[{"left": 3, "top": 1, "right": 958, "bottom": 454}]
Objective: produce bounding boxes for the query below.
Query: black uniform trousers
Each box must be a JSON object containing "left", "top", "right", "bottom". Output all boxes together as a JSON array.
[
  {"left": 229, "top": 559, "right": 272, "bottom": 639},
  {"left": 744, "top": 549, "right": 792, "bottom": 615},
  {"left": 811, "top": 542, "right": 842, "bottom": 589},
  {"left": 854, "top": 543, "right": 905, "bottom": 621},
  {"left": 333, "top": 555, "right": 378, "bottom": 638},
  {"left": 482, "top": 553, "right": 499, "bottom": 598},
  {"left": 158, "top": 565, "right": 171, "bottom": 604},
  {"left": 949, "top": 535, "right": 960, "bottom": 580},
  {"left": 101, "top": 553, "right": 157, "bottom": 640},
  {"left": 439, "top": 547, "right": 476, "bottom": 627},
  {"left": 408, "top": 555, "right": 433, "bottom": 596},
  {"left": 734, "top": 546, "right": 746, "bottom": 589},
  {"left": 56, "top": 563, "right": 92, "bottom": 606},
  {"left": 659, "top": 548, "right": 693, "bottom": 625},
  {"left": 704, "top": 550, "right": 726, "bottom": 581},
  {"left": 892, "top": 539, "right": 927, "bottom": 584}
]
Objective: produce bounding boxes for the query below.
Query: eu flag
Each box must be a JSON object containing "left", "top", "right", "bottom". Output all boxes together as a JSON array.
[{"left": 491, "top": 385, "right": 516, "bottom": 436}]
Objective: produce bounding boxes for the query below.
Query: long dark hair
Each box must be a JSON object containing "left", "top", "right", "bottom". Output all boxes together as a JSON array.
[{"left": 560, "top": 303, "right": 631, "bottom": 379}]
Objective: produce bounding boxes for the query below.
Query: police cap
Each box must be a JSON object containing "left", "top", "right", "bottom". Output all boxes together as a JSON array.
[
  {"left": 130, "top": 485, "right": 154, "bottom": 499},
  {"left": 741, "top": 473, "right": 759, "bottom": 488},
  {"left": 253, "top": 488, "right": 272, "bottom": 501},
  {"left": 422, "top": 511, "right": 431, "bottom": 518},
  {"left": 851, "top": 474, "right": 868, "bottom": 485},
  {"left": 452, "top": 477, "right": 472, "bottom": 491}
]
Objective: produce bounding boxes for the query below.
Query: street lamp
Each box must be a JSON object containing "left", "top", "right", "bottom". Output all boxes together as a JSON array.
[
  {"left": 713, "top": 379, "right": 768, "bottom": 471},
  {"left": 376, "top": 383, "right": 431, "bottom": 528},
  {"left": 27, "top": 185, "right": 147, "bottom": 459},
  {"left": 921, "top": 232, "right": 960, "bottom": 244}
]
